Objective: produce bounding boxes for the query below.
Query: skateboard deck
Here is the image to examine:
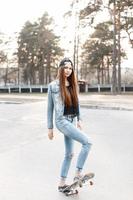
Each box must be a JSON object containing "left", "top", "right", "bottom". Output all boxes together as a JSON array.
[{"left": 62, "top": 172, "right": 95, "bottom": 196}]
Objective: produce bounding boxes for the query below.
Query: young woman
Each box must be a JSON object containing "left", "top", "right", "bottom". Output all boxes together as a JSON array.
[{"left": 47, "top": 58, "right": 92, "bottom": 192}]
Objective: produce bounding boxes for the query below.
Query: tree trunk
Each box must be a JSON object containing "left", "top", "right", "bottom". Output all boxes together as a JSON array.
[
  {"left": 117, "top": 3, "right": 121, "bottom": 93},
  {"left": 112, "top": 0, "right": 117, "bottom": 94},
  {"left": 47, "top": 54, "right": 51, "bottom": 84},
  {"left": 107, "top": 57, "right": 110, "bottom": 84},
  {"left": 97, "top": 65, "right": 100, "bottom": 84},
  {"left": 39, "top": 54, "right": 44, "bottom": 85},
  {"left": 101, "top": 59, "right": 104, "bottom": 84},
  {"left": 4, "top": 64, "right": 8, "bottom": 86}
]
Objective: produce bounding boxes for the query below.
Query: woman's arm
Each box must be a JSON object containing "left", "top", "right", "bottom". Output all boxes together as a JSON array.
[{"left": 47, "top": 84, "right": 54, "bottom": 129}]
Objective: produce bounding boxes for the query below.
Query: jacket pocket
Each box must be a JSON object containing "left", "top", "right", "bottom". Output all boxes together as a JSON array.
[{"left": 51, "top": 86, "right": 60, "bottom": 94}]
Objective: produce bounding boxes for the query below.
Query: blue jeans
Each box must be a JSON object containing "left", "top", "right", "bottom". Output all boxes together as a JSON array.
[{"left": 56, "top": 116, "right": 92, "bottom": 178}]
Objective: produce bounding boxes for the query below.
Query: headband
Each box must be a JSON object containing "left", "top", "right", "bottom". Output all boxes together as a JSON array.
[{"left": 59, "top": 58, "right": 73, "bottom": 67}]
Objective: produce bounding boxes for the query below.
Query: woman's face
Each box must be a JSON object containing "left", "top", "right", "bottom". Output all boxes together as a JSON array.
[{"left": 63, "top": 62, "right": 73, "bottom": 78}]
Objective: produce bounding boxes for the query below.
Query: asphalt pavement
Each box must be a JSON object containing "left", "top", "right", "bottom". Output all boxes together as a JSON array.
[
  {"left": 0, "top": 93, "right": 133, "bottom": 110},
  {"left": 0, "top": 93, "right": 133, "bottom": 200}
]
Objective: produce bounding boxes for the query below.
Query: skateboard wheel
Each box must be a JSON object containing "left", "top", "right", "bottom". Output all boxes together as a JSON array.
[
  {"left": 89, "top": 181, "right": 93, "bottom": 185},
  {"left": 75, "top": 190, "right": 78, "bottom": 194}
]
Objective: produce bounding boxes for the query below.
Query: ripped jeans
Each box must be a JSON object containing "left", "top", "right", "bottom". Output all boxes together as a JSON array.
[{"left": 56, "top": 116, "right": 92, "bottom": 178}]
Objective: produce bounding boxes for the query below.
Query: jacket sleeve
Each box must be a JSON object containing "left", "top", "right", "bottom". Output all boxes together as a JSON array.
[
  {"left": 47, "top": 84, "right": 54, "bottom": 129},
  {"left": 77, "top": 87, "right": 82, "bottom": 121},
  {"left": 77, "top": 102, "right": 82, "bottom": 121}
]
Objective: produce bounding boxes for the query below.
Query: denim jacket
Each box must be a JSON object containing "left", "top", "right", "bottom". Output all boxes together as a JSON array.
[{"left": 47, "top": 79, "right": 81, "bottom": 129}]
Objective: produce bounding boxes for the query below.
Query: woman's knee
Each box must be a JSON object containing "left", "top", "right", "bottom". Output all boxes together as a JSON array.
[
  {"left": 83, "top": 140, "right": 92, "bottom": 153},
  {"left": 65, "top": 152, "right": 74, "bottom": 160}
]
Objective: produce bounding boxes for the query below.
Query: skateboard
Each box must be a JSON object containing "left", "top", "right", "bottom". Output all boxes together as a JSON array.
[{"left": 62, "top": 172, "right": 95, "bottom": 196}]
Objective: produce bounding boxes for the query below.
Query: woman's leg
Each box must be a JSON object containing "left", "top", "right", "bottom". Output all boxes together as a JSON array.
[
  {"left": 59, "top": 135, "right": 74, "bottom": 186},
  {"left": 59, "top": 122, "right": 92, "bottom": 177}
]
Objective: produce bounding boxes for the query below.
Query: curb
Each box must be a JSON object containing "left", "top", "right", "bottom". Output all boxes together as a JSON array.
[
  {"left": 80, "top": 104, "right": 133, "bottom": 111},
  {"left": 0, "top": 101, "right": 22, "bottom": 104}
]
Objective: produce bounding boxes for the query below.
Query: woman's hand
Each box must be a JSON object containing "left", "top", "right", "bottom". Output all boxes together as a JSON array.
[
  {"left": 77, "top": 120, "right": 82, "bottom": 130},
  {"left": 48, "top": 129, "right": 54, "bottom": 140}
]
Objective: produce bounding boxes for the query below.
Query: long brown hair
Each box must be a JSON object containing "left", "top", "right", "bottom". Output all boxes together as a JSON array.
[{"left": 57, "top": 59, "right": 78, "bottom": 107}]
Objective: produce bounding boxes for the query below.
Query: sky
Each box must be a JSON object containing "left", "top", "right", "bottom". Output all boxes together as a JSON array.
[
  {"left": 0, "top": 0, "right": 74, "bottom": 58},
  {"left": 0, "top": 0, "right": 71, "bottom": 34},
  {"left": 0, "top": 0, "right": 132, "bottom": 68}
]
